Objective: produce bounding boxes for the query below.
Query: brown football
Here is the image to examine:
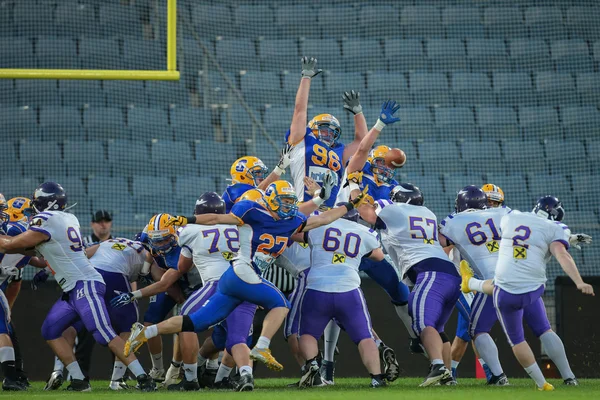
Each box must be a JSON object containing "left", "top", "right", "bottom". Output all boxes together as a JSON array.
[{"left": 385, "top": 148, "right": 406, "bottom": 169}]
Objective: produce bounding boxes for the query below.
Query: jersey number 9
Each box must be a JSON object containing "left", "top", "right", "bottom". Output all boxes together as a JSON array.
[{"left": 67, "top": 227, "right": 84, "bottom": 252}]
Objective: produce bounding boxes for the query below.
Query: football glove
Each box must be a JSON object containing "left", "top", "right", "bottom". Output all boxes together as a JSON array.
[
  {"left": 343, "top": 171, "right": 364, "bottom": 188},
  {"left": 274, "top": 143, "right": 294, "bottom": 175},
  {"left": 569, "top": 233, "right": 592, "bottom": 250},
  {"left": 318, "top": 170, "right": 338, "bottom": 201},
  {"left": 31, "top": 268, "right": 50, "bottom": 290},
  {"left": 166, "top": 215, "right": 191, "bottom": 227},
  {"left": 374, "top": 100, "right": 401, "bottom": 130},
  {"left": 350, "top": 186, "right": 370, "bottom": 209},
  {"left": 301, "top": 56, "right": 322, "bottom": 79},
  {"left": 342, "top": 90, "right": 363, "bottom": 115},
  {"left": 0, "top": 266, "right": 19, "bottom": 280},
  {"left": 110, "top": 292, "right": 135, "bottom": 309}
]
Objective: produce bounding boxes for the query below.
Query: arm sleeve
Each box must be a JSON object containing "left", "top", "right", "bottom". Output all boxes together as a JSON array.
[{"left": 551, "top": 222, "right": 571, "bottom": 250}]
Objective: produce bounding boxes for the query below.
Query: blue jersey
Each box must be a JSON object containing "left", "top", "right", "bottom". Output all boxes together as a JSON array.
[
  {"left": 223, "top": 183, "right": 255, "bottom": 213},
  {"left": 286, "top": 127, "right": 345, "bottom": 207},
  {"left": 361, "top": 162, "right": 398, "bottom": 201},
  {"left": 0, "top": 221, "right": 31, "bottom": 292},
  {"left": 231, "top": 200, "right": 307, "bottom": 275}
]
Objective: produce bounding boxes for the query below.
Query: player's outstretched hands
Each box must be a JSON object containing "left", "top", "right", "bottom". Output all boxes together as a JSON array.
[
  {"left": 569, "top": 233, "right": 592, "bottom": 250},
  {"left": 304, "top": 176, "right": 321, "bottom": 196},
  {"left": 342, "top": 90, "right": 363, "bottom": 115},
  {"left": 576, "top": 282, "right": 595, "bottom": 296},
  {"left": 31, "top": 268, "right": 49, "bottom": 290},
  {"left": 343, "top": 170, "right": 363, "bottom": 188},
  {"left": 350, "top": 186, "right": 370, "bottom": 209},
  {"left": 301, "top": 56, "right": 322, "bottom": 79},
  {"left": 379, "top": 100, "right": 401, "bottom": 126},
  {"left": 110, "top": 292, "right": 135, "bottom": 308},
  {"left": 274, "top": 143, "right": 294, "bottom": 175},
  {"left": 319, "top": 170, "right": 338, "bottom": 201},
  {"left": 166, "top": 215, "right": 190, "bottom": 227}
]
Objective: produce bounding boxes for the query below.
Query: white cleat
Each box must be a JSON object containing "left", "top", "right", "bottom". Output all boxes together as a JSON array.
[
  {"left": 44, "top": 371, "right": 64, "bottom": 391},
  {"left": 109, "top": 379, "right": 130, "bottom": 390},
  {"left": 148, "top": 367, "right": 165, "bottom": 382},
  {"left": 124, "top": 322, "right": 148, "bottom": 357},
  {"left": 163, "top": 363, "right": 181, "bottom": 387}
]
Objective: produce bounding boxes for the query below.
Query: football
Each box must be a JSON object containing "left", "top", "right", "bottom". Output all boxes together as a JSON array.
[{"left": 385, "top": 148, "right": 406, "bottom": 168}]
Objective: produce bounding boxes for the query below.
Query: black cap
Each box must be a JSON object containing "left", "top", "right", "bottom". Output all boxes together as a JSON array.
[{"left": 92, "top": 210, "right": 112, "bottom": 223}]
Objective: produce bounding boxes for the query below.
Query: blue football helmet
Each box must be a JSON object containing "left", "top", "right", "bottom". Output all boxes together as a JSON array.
[
  {"left": 195, "top": 192, "right": 226, "bottom": 215},
  {"left": 390, "top": 183, "right": 424, "bottom": 206},
  {"left": 533, "top": 196, "right": 564, "bottom": 222},
  {"left": 455, "top": 185, "right": 488, "bottom": 213},
  {"left": 32, "top": 182, "right": 68, "bottom": 213}
]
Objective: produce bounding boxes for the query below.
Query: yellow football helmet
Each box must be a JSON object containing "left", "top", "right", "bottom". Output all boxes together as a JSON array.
[
  {"left": 368, "top": 145, "right": 394, "bottom": 184},
  {"left": 264, "top": 180, "right": 299, "bottom": 219},
  {"left": 0, "top": 194, "right": 7, "bottom": 223},
  {"left": 146, "top": 213, "right": 178, "bottom": 254},
  {"left": 239, "top": 188, "right": 267, "bottom": 207},
  {"left": 308, "top": 114, "right": 341, "bottom": 147},
  {"left": 5, "top": 197, "right": 33, "bottom": 222},
  {"left": 230, "top": 156, "right": 269, "bottom": 186},
  {"left": 482, "top": 184, "right": 505, "bottom": 207}
]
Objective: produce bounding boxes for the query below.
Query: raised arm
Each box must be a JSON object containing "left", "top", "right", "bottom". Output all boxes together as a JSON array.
[
  {"left": 550, "top": 241, "right": 595, "bottom": 295},
  {"left": 298, "top": 170, "right": 337, "bottom": 216},
  {"left": 341, "top": 90, "right": 368, "bottom": 164},
  {"left": 288, "top": 57, "right": 322, "bottom": 145},
  {"left": 167, "top": 213, "right": 242, "bottom": 228},
  {"left": 258, "top": 143, "right": 294, "bottom": 190}
]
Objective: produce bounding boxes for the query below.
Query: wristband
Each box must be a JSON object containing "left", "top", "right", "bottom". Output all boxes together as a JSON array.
[
  {"left": 141, "top": 261, "right": 151, "bottom": 275},
  {"left": 313, "top": 196, "right": 325, "bottom": 206},
  {"left": 186, "top": 215, "right": 197, "bottom": 224},
  {"left": 374, "top": 119, "right": 386, "bottom": 131},
  {"left": 273, "top": 165, "right": 285, "bottom": 175},
  {"left": 349, "top": 182, "right": 360, "bottom": 192},
  {"left": 132, "top": 290, "right": 143, "bottom": 299},
  {"left": 343, "top": 202, "right": 354, "bottom": 212}
]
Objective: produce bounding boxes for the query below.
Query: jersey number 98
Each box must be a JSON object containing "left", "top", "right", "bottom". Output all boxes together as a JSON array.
[{"left": 311, "top": 144, "right": 341, "bottom": 172}]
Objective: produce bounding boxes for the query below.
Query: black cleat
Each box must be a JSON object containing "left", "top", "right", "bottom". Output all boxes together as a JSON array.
[
  {"left": 197, "top": 364, "right": 217, "bottom": 388},
  {"left": 214, "top": 377, "right": 234, "bottom": 390},
  {"left": 66, "top": 379, "right": 91, "bottom": 392},
  {"left": 234, "top": 373, "right": 254, "bottom": 392},
  {"left": 564, "top": 378, "right": 579, "bottom": 386},
  {"left": 379, "top": 343, "right": 400, "bottom": 382},
  {"left": 370, "top": 374, "right": 387, "bottom": 388},
  {"left": 286, "top": 381, "right": 300, "bottom": 388},
  {"left": 299, "top": 360, "right": 319, "bottom": 388},
  {"left": 16, "top": 374, "right": 30, "bottom": 388},
  {"left": 167, "top": 377, "right": 200, "bottom": 391},
  {"left": 136, "top": 374, "right": 156, "bottom": 392},
  {"left": 488, "top": 373, "right": 509, "bottom": 386},
  {"left": 2, "top": 377, "right": 27, "bottom": 391},
  {"left": 440, "top": 375, "right": 457, "bottom": 385},
  {"left": 420, "top": 364, "right": 451, "bottom": 387}
]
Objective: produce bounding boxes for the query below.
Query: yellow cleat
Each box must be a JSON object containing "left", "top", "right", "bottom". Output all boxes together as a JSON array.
[
  {"left": 124, "top": 322, "right": 148, "bottom": 357},
  {"left": 250, "top": 347, "right": 283, "bottom": 371},
  {"left": 459, "top": 260, "right": 474, "bottom": 293},
  {"left": 538, "top": 382, "right": 555, "bottom": 391}
]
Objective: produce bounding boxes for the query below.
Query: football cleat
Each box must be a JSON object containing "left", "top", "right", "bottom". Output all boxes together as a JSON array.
[
  {"left": 440, "top": 375, "right": 457, "bottom": 386},
  {"left": 564, "top": 378, "right": 579, "bottom": 386},
  {"left": 488, "top": 373, "right": 509, "bottom": 386},
  {"left": 379, "top": 343, "right": 400, "bottom": 382},
  {"left": 419, "top": 364, "right": 451, "bottom": 387},
  {"left": 320, "top": 360, "right": 335, "bottom": 385},
  {"left": 370, "top": 374, "right": 387, "bottom": 388},
  {"left": 43, "top": 371, "right": 64, "bottom": 391},
  {"left": 136, "top": 374, "right": 156, "bottom": 392},
  {"left": 538, "top": 382, "right": 555, "bottom": 391},
  {"left": 167, "top": 377, "right": 199, "bottom": 391},
  {"left": 197, "top": 364, "right": 217, "bottom": 389},
  {"left": 459, "top": 260, "right": 474, "bottom": 294},
  {"left": 148, "top": 367, "right": 165, "bottom": 382},
  {"left": 213, "top": 377, "right": 234, "bottom": 390},
  {"left": 66, "top": 379, "right": 92, "bottom": 392},
  {"left": 2, "top": 377, "right": 27, "bottom": 391},
  {"left": 299, "top": 361, "right": 320, "bottom": 387},
  {"left": 109, "top": 378, "right": 130, "bottom": 390},
  {"left": 250, "top": 347, "right": 283, "bottom": 371},
  {"left": 234, "top": 373, "right": 254, "bottom": 392},
  {"left": 124, "top": 322, "right": 147, "bottom": 357},
  {"left": 163, "top": 363, "right": 182, "bottom": 387}
]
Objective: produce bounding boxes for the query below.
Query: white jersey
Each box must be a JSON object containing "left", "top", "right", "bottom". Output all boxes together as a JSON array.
[
  {"left": 495, "top": 211, "right": 571, "bottom": 294},
  {"left": 307, "top": 219, "right": 380, "bottom": 293},
  {"left": 29, "top": 211, "right": 103, "bottom": 292},
  {"left": 375, "top": 200, "right": 450, "bottom": 281},
  {"left": 276, "top": 241, "right": 311, "bottom": 278},
  {"left": 439, "top": 207, "right": 511, "bottom": 279},
  {"left": 178, "top": 224, "right": 238, "bottom": 285},
  {"left": 89, "top": 239, "right": 148, "bottom": 282}
]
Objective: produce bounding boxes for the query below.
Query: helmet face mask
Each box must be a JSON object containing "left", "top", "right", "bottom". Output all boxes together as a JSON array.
[
  {"left": 148, "top": 234, "right": 177, "bottom": 254},
  {"left": 533, "top": 196, "right": 565, "bottom": 222},
  {"left": 230, "top": 157, "right": 268, "bottom": 187},
  {"left": 482, "top": 184, "right": 505, "bottom": 207},
  {"left": 371, "top": 157, "right": 393, "bottom": 183},
  {"left": 246, "top": 164, "right": 268, "bottom": 186},
  {"left": 390, "top": 183, "right": 424, "bottom": 206},
  {"left": 309, "top": 114, "right": 341, "bottom": 148},
  {"left": 265, "top": 181, "right": 299, "bottom": 219},
  {"left": 146, "top": 214, "right": 177, "bottom": 254}
]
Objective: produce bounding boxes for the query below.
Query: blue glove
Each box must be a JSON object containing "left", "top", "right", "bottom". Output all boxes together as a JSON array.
[
  {"left": 379, "top": 100, "right": 401, "bottom": 125},
  {"left": 110, "top": 292, "right": 135, "bottom": 309},
  {"left": 31, "top": 269, "right": 49, "bottom": 290}
]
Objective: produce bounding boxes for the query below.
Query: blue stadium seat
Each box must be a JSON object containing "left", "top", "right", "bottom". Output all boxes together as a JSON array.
[
  {"left": 410, "top": 73, "right": 451, "bottom": 107},
  {"left": 19, "top": 140, "right": 65, "bottom": 177},
  {"left": 551, "top": 40, "right": 593, "bottom": 73},
  {"left": 99, "top": 4, "right": 143, "bottom": 38},
  {"left": 467, "top": 39, "right": 511, "bottom": 72},
  {"left": 133, "top": 176, "right": 172, "bottom": 199},
  {"left": 576, "top": 73, "right": 600, "bottom": 106},
  {"left": 451, "top": 73, "right": 495, "bottom": 106},
  {"left": 561, "top": 106, "right": 600, "bottom": 140},
  {"left": 0, "top": 178, "right": 37, "bottom": 200},
  {"left": 483, "top": 7, "right": 526, "bottom": 38},
  {"left": 0, "top": 2, "right": 14, "bottom": 37},
  {"left": 39, "top": 106, "right": 82, "bottom": 139},
  {"left": 55, "top": 3, "right": 97, "bottom": 37},
  {"left": 216, "top": 39, "right": 258, "bottom": 72},
  {"left": 191, "top": 5, "right": 238, "bottom": 37},
  {"left": 13, "top": 3, "right": 54, "bottom": 36},
  {"left": 442, "top": 6, "right": 484, "bottom": 38},
  {"left": 123, "top": 39, "right": 166, "bottom": 70},
  {"left": 535, "top": 72, "right": 576, "bottom": 106},
  {"left": 483, "top": 173, "right": 528, "bottom": 209},
  {"left": 276, "top": 5, "right": 317, "bottom": 38},
  {"left": 264, "top": 107, "right": 292, "bottom": 136},
  {"left": 510, "top": 39, "right": 553, "bottom": 72},
  {"left": 180, "top": 38, "right": 208, "bottom": 81},
  {"left": 240, "top": 71, "right": 281, "bottom": 106},
  {"left": 174, "top": 176, "right": 217, "bottom": 201},
  {"left": 397, "top": 108, "right": 435, "bottom": 140},
  {"left": 63, "top": 140, "right": 109, "bottom": 177},
  {"left": 0, "top": 107, "right": 39, "bottom": 139},
  {"left": 15, "top": 79, "right": 60, "bottom": 107},
  {"left": 401, "top": 6, "right": 443, "bottom": 38},
  {"left": 443, "top": 174, "right": 485, "bottom": 194},
  {"left": 524, "top": 7, "right": 566, "bottom": 40},
  {"left": 259, "top": 39, "right": 298, "bottom": 72},
  {"left": 502, "top": 140, "right": 547, "bottom": 174},
  {"left": 317, "top": 6, "right": 358, "bottom": 38},
  {"left": 477, "top": 107, "right": 521, "bottom": 140},
  {"left": 195, "top": 141, "right": 234, "bottom": 173},
  {"left": 151, "top": 140, "right": 194, "bottom": 174},
  {"left": 324, "top": 72, "right": 365, "bottom": 106},
  {"left": 359, "top": 6, "right": 400, "bottom": 37},
  {"left": 0, "top": 38, "right": 35, "bottom": 68},
  {"left": 546, "top": 141, "right": 585, "bottom": 166},
  {"left": 104, "top": 81, "right": 148, "bottom": 106},
  {"left": 221, "top": 107, "right": 261, "bottom": 143},
  {"left": 418, "top": 141, "right": 459, "bottom": 160},
  {"left": 255, "top": 143, "right": 281, "bottom": 171},
  {"left": 461, "top": 142, "right": 503, "bottom": 170},
  {"left": 301, "top": 39, "right": 342, "bottom": 71},
  {"left": 59, "top": 81, "right": 105, "bottom": 107},
  {"left": 426, "top": 39, "right": 467, "bottom": 71},
  {"left": 146, "top": 81, "right": 189, "bottom": 106},
  {"left": 282, "top": 71, "right": 324, "bottom": 105},
  {"left": 107, "top": 139, "right": 149, "bottom": 173},
  {"left": 83, "top": 107, "right": 125, "bottom": 140},
  {"left": 571, "top": 175, "right": 595, "bottom": 194},
  {"left": 493, "top": 73, "right": 535, "bottom": 106},
  {"left": 434, "top": 107, "right": 478, "bottom": 139},
  {"left": 342, "top": 39, "right": 386, "bottom": 72},
  {"left": 519, "top": 106, "right": 562, "bottom": 140},
  {"left": 128, "top": 107, "right": 172, "bottom": 140},
  {"left": 385, "top": 39, "right": 427, "bottom": 71},
  {"left": 587, "top": 140, "right": 600, "bottom": 163},
  {"left": 79, "top": 39, "right": 122, "bottom": 70},
  {"left": 171, "top": 108, "right": 213, "bottom": 141},
  {"left": 235, "top": 5, "right": 277, "bottom": 37},
  {"left": 367, "top": 73, "right": 412, "bottom": 107},
  {"left": 566, "top": 7, "right": 600, "bottom": 40}
]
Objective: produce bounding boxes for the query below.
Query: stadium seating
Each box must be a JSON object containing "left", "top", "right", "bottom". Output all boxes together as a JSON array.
[{"left": 83, "top": 107, "right": 125, "bottom": 139}]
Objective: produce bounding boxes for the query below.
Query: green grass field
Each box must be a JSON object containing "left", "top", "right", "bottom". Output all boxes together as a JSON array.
[{"left": 10, "top": 378, "right": 600, "bottom": 399}]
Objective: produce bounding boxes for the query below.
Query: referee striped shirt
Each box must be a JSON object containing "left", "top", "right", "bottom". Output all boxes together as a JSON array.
[{"left": 264, "top": 263, "right": 296, "bottom": 295}]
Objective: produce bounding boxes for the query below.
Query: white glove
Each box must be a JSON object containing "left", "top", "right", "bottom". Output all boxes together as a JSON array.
[
  {"left": 318, "top": 170, "right": 338, "bottom": 202},
  {"left": 273, "top": 143, "right": 294, "bottom": 175},
  {"left": 569, "top": 233, "right": 592, "bottom": 250},
  {"left": 0, "top": 265, "right": 19, "bottom": 279}
]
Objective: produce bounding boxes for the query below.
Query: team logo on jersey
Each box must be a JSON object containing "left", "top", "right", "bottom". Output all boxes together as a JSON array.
[
  {"left": 486, "top": 240, "right": 499, "bottom": 253},
  {"left": 332, "top": 253, "right": 346, "bottom": 264},
  {"left": 513, "top": 246, "right": 527, "bottom": 259},
  {"left": 423, "top": 238, "right": 435, "bottom": 245},
  {"left": 112, "top": 243, "right": 127, "bottom": 251},
  {"left": 31, "top": 218, "right": 43, "bottom": 226},
  {"left": 299, "top": 242, "right": 308, "bottom": 248},
  {"left": 221, "top": 251, "right": 234, "bottom": 261},
  {"left": 76, "top": 288, "right": 85, "bottom": 300}
]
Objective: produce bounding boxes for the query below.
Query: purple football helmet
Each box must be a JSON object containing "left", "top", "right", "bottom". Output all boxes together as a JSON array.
[
  {"left": 390, "top": 183, "right": 424, "bottom": 206},
  {"left": 533, "top": 196, "right": 564, "bottom": 222},
  {"left": 32, "top": 182, "right": 67, "bottom": 213},
  {"left": 455, "top": 185, "right": 487, "bottom": 213},
  {"left": 195, "top": 192, "right": 226, "bottom": 215}
]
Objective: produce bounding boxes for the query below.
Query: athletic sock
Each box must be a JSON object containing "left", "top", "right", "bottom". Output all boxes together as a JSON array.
[
  {"left": 475, "top": 334, "right": 504, "bottom": 376},
  {"left": 183, "top": 363, "right": 197, "bottom": 381},
  {"left": 111, "top": 361, "right": 126, "bottom": 381},
  {"left": 197, "top": 354, "right": 207, "bottom": 367},
  {"left": 451, "top": 360, "right": 460, "bottom": 369},
  {"left": 127, "top": 359, "right": 145, "bottom": 378},
  {"left": 468, "top": 278, "right": 485, "bottom": 293},
  {"left": 432, "top": 359, "right": 444, "bottom": 366},
  {"left": 53, "top": 355, "right": 64, "bottom": 372},
  {"left": 256, "top": 336, "right": 270, "bottom": 349},
  {"left": 150, "top": 351, "right": 163, "bottom": 370},
  {"left": 394, "top": 304, "right": 417, "bottom": 339},
  {"left": 215, "top": 364, "right": 232, "bottom": 383},
  {"left": 323, "top": 320, "right": 341, "bottom": 362},
  {"left": 540, "top": 331, "right": 575, "bottom": 380},
  {"left": 239, "top": 366, "right": 252, "bottom": 376},
  {"left": 144, "top": 325, "right": 158, "bottom": 340},
  {"left": 207, "top": 358, "right": 219, "bottom": 369},
  {"left": 0, "top": 347, "right": 16, "bottom": 380},
  {"left": 171, "top": 359, "right": 182, "bottom": 368},
  {"left": 524, "top": 362, "right": 546, "bottom": 388},
  {"left": 65, "top": 361, "right": 85, "bottom": 380}
]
